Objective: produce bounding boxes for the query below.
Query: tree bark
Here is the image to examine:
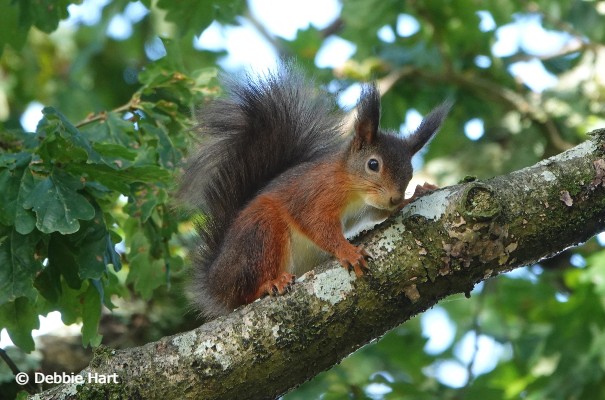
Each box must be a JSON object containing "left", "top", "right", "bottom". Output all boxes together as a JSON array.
[{"left": 32, "top": 131, "right": 605, "bottom": 400}]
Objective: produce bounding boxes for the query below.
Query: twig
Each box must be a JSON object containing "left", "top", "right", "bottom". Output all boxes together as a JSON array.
[
  {"left": 528, "top": 4, "right": 588, "bottom": 42},
  {"left": 376, "top": 67, "right": 416, "bottom": 95},
  {"left": 242, "top": 11, "right": 289, "bottom": 59},
  {"left": 0, "top": 347, "right": 20, "bottom": 375},
  {"left": 319, "top": 17, "right": 343, "bottom": 38},
  {"left": 457, "top": 74, "right": 574, "bottom": 151},
  {"left": 75, "top": 99, "right": 140, "bottom": 128},
  {"left": 506, "top": 40, "right": 592, "bottom": 63},
  {"left": 0, "top": 347, "right": 39, "bottom": 394},
  {"left": 343, "top": 67, "right": 416, "bottom": 134}
]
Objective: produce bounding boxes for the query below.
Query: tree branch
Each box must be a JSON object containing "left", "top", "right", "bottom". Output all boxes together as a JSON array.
[
  {"left": 74, "top": 97, "right": 141, "bottom": 128},
  {"left": 33, "top": 131, "right": 605, "bottom": 400}
]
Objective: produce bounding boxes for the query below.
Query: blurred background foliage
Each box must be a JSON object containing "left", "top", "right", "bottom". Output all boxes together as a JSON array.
[{"left": 0, "top": 0, "right": 605, "bottom": 398}]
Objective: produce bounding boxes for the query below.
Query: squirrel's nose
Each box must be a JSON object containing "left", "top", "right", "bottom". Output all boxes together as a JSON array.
[{"left": 390, "top": 195, "right": 402, "bottom": 206}]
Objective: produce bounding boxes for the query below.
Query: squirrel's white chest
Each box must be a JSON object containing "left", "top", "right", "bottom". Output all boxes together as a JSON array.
[
  {"left": 285, "top": 199, "right": 389, "bottom": 276},
  {"left": 341, "top": 199, "right": 390, "bottom": 239},
  {"left": 287, "top": 231, "right": 329, "bottom": 276}
]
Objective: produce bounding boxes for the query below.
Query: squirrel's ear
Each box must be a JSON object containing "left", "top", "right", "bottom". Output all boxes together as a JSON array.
[
  {"left": 353, "top": 84, "right": 381, "bottom": 149},
  {"left": 406, "top": 100, "right": 452, "bottom": 154}
]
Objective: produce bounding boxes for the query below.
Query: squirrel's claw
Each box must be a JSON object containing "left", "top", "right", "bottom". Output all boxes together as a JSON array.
[
  {"left": 337, "top": 245, "right": 373, "bottom": 277},
  {"left": 359, "top": 247, "right": 374, "bottom": 260},
  {"left": 260, "top": 272, "right": 296, "bottom": 297}
]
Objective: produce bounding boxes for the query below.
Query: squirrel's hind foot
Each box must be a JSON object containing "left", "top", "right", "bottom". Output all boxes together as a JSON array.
[{"left": 257, "top": 273, "right": 296, "bottom": 298}]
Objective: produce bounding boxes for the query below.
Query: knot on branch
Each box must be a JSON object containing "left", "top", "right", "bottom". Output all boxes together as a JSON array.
[
  {"left": 461, "top": 184, "right": 501, "bottom": 221},
  {"left": 438, "top": 183, "right": 517, "bottom": 272}
]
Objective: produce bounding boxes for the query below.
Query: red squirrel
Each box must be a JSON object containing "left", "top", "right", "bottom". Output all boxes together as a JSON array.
[{"left": 180, "top": 65, "right": 450, "bottom": 319}]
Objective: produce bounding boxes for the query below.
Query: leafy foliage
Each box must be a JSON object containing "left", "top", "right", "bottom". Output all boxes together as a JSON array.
[
  {"left": 1, "top": 0, "right": 605, "bottom": 399},
  {"left": 1, "top": 11, "right": 216, "bottom": 351}
]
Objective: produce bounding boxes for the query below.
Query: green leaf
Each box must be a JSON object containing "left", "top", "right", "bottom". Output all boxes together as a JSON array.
[
  {"left": 47, "top": 199, "right": 120, "bottom": 288},
  {"left": 0, "top": 226, "right": 42, "bottom": 305},
  {"left": 81, "top": 112, "right": 138, "bottom": 146},
  {"left": 105, "top": 234, "right": 122, "bottom": 272},
  {"left": 0, "top": 297, "right": 39, "bottom": 352},
  {"left": 15, "top": 391, "right": 30, "bottom": 400},
  {"left": 584, "top": 251, "right": 605, "bottom": 296},
  {"left": 66, "top": 163, "right": 172, "bottom": 194},
  {"left": 100, "top": 268, "right": 125, "bottom": 310},
  {"left": 0, "top": 0, "right": 29, "bottom": 52},
  {"left": 284, "top": 27, "right": 323, "bottom": 62},
  {"left": 92, "top": 142, "right": 138, "bottom": 170},
  {"left": 340, "top": 0, "right": 401, "bottom": 52},
  {"left": 126, "top": 231, "right": 166, "bottom": 299},
  {"left": 81, "top": 283, "right": 102, "bottom": 347},
  {"left": 56, "top": 279, "right": 85, "bottom": 325},
  {"left": 33, "top": 263, "right": 62, "bottom": 304},
  {"left": 155, "top": 0, "right": 245, "bottom": 36},
  {"left": 14, "top": 168, "right": 37, "bottom": 235},
  {"left": 47, "top": 234, "right": 81, "bottom": 290},
  {"left": 72, "top": 211, "right": 113, "bottom": 281},
  {"left": 124, "top": 183, "right": 164, "bottom": 222},
  {"left": 129, "top": 255, "right": 166, "bottom": 300},
  {"left": 13, "top": 0, "right": 70, "bottom": 33},
  {"left": 52, "top": 279, "right": 102, "bottom": 347},
  {"left": 23, "top": 168, "right": 95, "bottom": 234},
  {"left": 37, "top": 107, "right": 100, "bottom": 164},
  {"left": 0, "top": 153, "right": 36, "bottom": 234},
  {"left": 139, "top": 121, "right": 180, "bottom": 169},
  {"left": 137, "top": 37, "right": 218, "bottom": 95}
]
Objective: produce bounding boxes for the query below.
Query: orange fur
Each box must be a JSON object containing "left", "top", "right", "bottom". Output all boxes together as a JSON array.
[{"left": 231, "top": 160, "right": 377, "bottom": 301}]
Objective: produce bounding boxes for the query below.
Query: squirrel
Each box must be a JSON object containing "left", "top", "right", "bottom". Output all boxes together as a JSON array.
[{"left": 179, "top": 65, "right": 451, "bottom": 319}]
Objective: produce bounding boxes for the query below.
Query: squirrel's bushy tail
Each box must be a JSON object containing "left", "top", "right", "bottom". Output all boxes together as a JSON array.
[{"left": 179, "top": 64, "right": 343, "bottom": 317}]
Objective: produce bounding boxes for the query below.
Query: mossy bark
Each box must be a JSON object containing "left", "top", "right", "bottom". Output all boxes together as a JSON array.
[{"left": 33, "top": 131, "right": 605, "bottom": 400}]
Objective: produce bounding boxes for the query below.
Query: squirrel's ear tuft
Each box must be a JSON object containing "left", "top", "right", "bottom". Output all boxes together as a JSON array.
[
  {"left": 353, "top": 83, "right": 381, "bottom": 149},
  {"left": 406, "top": 100, "right": 452, "bottom": 155}
]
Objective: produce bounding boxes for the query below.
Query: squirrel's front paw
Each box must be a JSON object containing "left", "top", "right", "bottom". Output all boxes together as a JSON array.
[
  {"left": 336, "top": 245, "right": 373, "bottom": 277},
  {"left": 258, "top": 273, "right": 296, "bottom": 297},
  {"left": 398, "top": 182, "right": 439, "bottom": 210},
  {"left": 412, "top": 182, "right": 438, "bottom": 196}
]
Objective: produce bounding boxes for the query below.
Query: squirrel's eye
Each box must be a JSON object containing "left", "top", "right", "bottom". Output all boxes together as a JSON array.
[{"left": 367, "top": 158, "right": 380, "bottom": 171}]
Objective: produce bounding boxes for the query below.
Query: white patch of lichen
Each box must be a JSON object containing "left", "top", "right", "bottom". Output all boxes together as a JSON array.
[
  {"left": 163, "top": 354, "right": 181, "bottom": 368},
  {"left": 540, "top": 170, "right": 557, "bottom": 182},
  {"left": 403, "top": 188, "right": 451, "bottom": 220},
  {"left": 374, "top": 221, "right": 404, "bottom": 254},
  {"left": 272, "top": 324, "right": 281, "bottom": 338},
  {"left": 556, "top": 140, "right": 595, "bottom": 162},
  {"left": 195, "top": 339, "right": 232, "bottom": 371},
  {"left": 62, "top": 383, "right": 79, "bottom": 396},
  {"left": 310, "top": 267, "right": 354, "bottom": 304},
  {"left": 172, "top": 330, "right": 197, "bottom": 355},
  {"left": 241, "top": 311, "right": 255, "bottom": 341},
  {"left": 515, "top": 140, "right": 596, "bottom": 175}
]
